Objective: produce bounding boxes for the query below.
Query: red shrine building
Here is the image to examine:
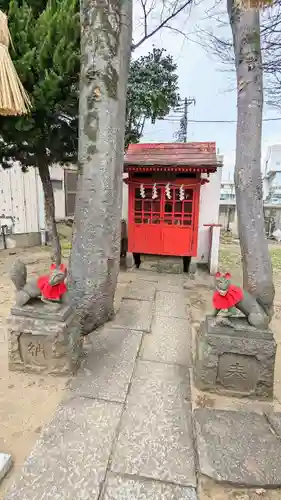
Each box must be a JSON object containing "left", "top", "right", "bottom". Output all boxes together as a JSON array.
[{"left": 122, "top": 142, "right": 223, "bottom": 272}]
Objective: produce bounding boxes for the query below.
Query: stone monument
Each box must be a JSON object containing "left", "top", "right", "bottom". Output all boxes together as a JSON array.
[
  {"left": 7, "top": 260, "right": 82, "bottom": 375},
  {"left": 194, "top": 272, "right": 276, "bottom": 399}
]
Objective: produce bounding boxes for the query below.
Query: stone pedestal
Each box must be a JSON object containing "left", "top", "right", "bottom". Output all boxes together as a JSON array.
[
  {"left": 194, "top": 315, "right": 276, "bottom": 399},
  {"left": 7, "top": 301, "right": 82, "bottom": 375}
]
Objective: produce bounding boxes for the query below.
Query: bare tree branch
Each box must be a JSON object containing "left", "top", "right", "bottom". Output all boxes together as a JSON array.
[
  {"left": 140, "top": 0, "right": 148, "bottom": 38},
  {"left": 132, "top": 0, "right": 194, "bottom": 50},
  {"left": 197, "top": 0, "right": 281, "bottom": 107}
]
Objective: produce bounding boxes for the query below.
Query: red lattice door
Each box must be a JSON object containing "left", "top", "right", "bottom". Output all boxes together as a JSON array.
[
  {"left": 128, "top": 182, "right": 199, "bottom": 256},
  {"left": 129, "top": 185, "right": 162, "bottom": 255},
  {"left": 161, "top": 185, "right": 196, "bottom": 255}
]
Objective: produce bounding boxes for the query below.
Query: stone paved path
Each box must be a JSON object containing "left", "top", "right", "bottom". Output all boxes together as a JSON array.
[
  {"left": 5, "top": 270, "right": 281, "bottom": 499},
  {"left": 5, "top": 271, "right": 196, "bottom": 500}
]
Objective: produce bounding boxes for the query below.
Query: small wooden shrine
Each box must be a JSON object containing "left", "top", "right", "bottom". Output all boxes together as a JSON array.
[{"left": 123, "top": 142, "right": 221, "bottom": 258}]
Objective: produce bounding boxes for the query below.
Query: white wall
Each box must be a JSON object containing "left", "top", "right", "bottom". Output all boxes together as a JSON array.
[
  {"left": 197, "top": 168, "right": 223, "bottom": 263},
  {"left": 0, "top": 163, "right": 66, "bottom": 238},
  {"left": 0, "top": 165, "right": 40, "bottom": 234}
]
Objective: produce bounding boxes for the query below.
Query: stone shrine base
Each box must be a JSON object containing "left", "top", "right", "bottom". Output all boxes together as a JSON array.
[
  {"left": 7, "top": 301, "right": 82, "bottom": 375},
  {"left": 194, "top": 315, "right": 276, "bottom": 399}
]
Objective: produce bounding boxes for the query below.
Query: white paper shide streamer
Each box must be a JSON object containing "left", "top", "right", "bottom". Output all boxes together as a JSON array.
[
  {"left": 152, "top": 183, "right": 158, "bottom": 199},
  {"left": 179, "top": 184, "right": 185, "bottom": 201},
  {"left": 165, "top": 183, "right": 171, "bottom": 200},
  {"left": 140, "top": 184, "right": 146, "bottom": 199}
]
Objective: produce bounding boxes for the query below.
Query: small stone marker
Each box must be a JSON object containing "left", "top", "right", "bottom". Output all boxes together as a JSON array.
[
  {"left": 0, "top": 453, "right": 12, "bottom": 482},
  {"left": 194, "top": 315, "right": 276, "bottom": 398}
]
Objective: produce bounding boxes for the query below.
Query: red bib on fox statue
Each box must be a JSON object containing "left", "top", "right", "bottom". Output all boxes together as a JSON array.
[
  {"left": 37, "top": 263, "right": 67, "bottom": 302},
  {"left": 212, "top": 272, "right": 243, "bottom": 310}
]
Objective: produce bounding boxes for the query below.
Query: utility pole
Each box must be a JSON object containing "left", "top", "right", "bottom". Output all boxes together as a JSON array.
[
  {"left": 182, "top": 98, "right": 188, "bottom": 143},
  {"left": 175, "top": 97, "right": 195, "bottom": 143}
]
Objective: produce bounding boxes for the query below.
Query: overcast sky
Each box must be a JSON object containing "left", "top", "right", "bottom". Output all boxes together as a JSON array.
[{"left": 132, "top": 0, "right": 281, "bottom": 182}]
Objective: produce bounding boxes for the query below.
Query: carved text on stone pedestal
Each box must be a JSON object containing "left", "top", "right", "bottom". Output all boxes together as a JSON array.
[
  {"left": 217, "top": 353, "right": 260, "bottom": 393},
  {"left": 27, "top": 341, "right": 46, "bottom": 358},
  {"left": 19, "top": 334, "right": 49, "bottom": 367}
]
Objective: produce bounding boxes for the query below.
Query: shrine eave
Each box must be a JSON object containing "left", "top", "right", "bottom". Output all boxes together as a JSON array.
[{"left": 124, "top": 164, "right": 219, "bottom": 173}]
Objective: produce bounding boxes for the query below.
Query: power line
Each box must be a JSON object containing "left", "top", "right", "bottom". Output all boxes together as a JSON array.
[{"left": 163, "top": 117, "right": 281, "bottom": 124}]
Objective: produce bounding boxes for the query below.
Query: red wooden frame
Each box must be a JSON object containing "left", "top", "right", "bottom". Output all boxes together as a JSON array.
[{"left": 128, "top": 177, "right": 200, "bottom": 257}]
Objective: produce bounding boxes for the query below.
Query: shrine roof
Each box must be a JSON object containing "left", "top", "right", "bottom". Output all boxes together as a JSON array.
[{"left": 124, "top": 142, "right": 223, "bottom": 170}]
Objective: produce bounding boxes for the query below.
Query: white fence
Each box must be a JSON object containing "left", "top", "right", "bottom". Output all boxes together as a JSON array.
[{"left": 0, "top": 165, "right": 41, "bottom": 234}]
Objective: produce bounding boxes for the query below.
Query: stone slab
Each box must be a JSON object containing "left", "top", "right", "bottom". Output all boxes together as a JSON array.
[
  {"left": 156, "top": 275, "right": 184, "bottom": 286},
  {"left": 141, "top": 315, "right": 192, "bottom": 366},
  {"left": 112, "top": 299, "right": 153, "bottom": 332},
  {"left": 123, "top": 281, "right": 156, "bottom": 301},
  {"left": 103, "top": 474, "right": 197, "bottom": 500},
  {"left": 10, "top": 302, "right": 72, "bottom": 322},
  {"left": 205, "top": 315, "right": 274, "bottom": 340},
  {"left": 0, "top": 453, "right": 12, "bottom": 482},
  {"left": 194, "top": 316, "right": 276, "bottom": 398},
  {"left": 155, "top": 291, "right": 187, "bottom": 319},
  {"left": 266, "top": 412, "right": 281, "bottom": 437},
  {"left": 194, "top": 409, "right": 281, "bottom": 487},
  {"left": 155, "top": 283, "right": 183, "bottom": 294},
  {"left": 5, "top": 398, "right": 122, "bottom": 500},
  {"left": 111, "top": 360, "right": 196, "bottom": 487},
  {"left": 125, "top": 272, "right": 159, "bottom": 283},
  {"left": 69, "top": 327, "right": 142, "bottom": 402},
  {"left": 156, "top": 257, "right": 184, "bottom": 274}
]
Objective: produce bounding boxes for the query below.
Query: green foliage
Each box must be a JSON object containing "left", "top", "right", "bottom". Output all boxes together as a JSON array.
[
  {"left": 0, "top": 0, "right": 80, "bottom": 169},
  {"left": 126, "top": 48, "right": 180, "bottom": 148},
  {"left": 0, "top": 4, "right": 179, "bottom": 169}
]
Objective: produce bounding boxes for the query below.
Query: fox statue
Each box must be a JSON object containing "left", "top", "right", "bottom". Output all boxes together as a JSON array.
[
  {"left": 10, "top": 260, "right": 68, "bottom": 307},
  {"left": 212, "top": 272, "right": 270, "bottom": 329}
]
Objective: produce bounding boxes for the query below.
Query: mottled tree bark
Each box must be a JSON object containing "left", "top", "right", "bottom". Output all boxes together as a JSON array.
[
  {"left": 69, "top": 0, "right": 132, "bottom": 333},
  {"left": 228, "top": 0, "right": 274, "bottom": 318},
  {"left": 38, "top": 162, "right": 62, "bottom": 266}
]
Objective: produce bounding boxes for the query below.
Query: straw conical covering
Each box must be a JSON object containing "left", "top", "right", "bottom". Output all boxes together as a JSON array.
[{"left": 0, "top": 10, "right": 31, "bottom": 116}]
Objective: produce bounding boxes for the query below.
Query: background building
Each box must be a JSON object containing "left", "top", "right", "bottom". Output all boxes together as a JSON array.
[{"left": 218, "top": 144, "right": 281, "bottom": 237}]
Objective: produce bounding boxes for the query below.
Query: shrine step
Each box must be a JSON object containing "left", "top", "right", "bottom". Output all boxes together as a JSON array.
[{"left": 139, "top": 255, "right": 184, "bottom": 274}]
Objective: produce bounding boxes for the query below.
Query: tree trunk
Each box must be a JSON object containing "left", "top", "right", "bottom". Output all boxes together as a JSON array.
[
  {"left": 68, "top": 0, "right": 132, "bottom": 334},
  {"left": 38, "top": 162, "right": 62, "bottom": 266},
  {"left": 228, "top": 0, "right": 274, "bottom": 316}
]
